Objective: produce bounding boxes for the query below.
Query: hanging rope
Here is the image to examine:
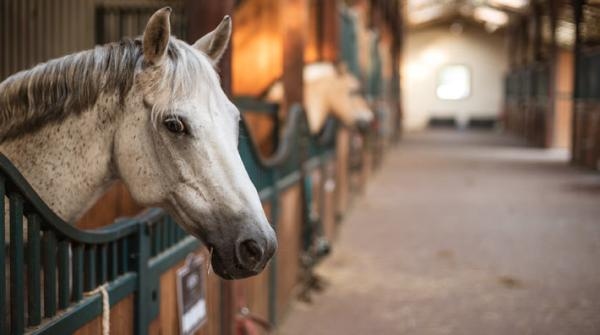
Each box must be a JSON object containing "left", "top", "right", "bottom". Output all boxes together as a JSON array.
[{"left": 84, "top": 284, "right": 110, "bottom": 335}]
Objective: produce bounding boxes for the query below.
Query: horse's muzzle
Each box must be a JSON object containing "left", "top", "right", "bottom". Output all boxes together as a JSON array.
[{"left": 209, "top": 225, "right": 277, "bottom": 280}]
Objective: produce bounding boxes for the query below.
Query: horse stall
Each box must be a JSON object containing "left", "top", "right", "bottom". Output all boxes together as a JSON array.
[
  {"left": 503, "top": 0, "right": 600, "bottom": 158},
  {"left": 1, "top": 0, "right": 403, "bottom": 334},
  {"left": 571, "top": 0, "right": 600, "bottom": 169},
  {"left": 503, "top": 4, "right": 555, "bottom": 148}
]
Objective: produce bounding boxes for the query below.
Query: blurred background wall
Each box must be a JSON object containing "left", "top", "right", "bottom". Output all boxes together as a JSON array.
[{"left": 402, "top": 24, "right": 508, "bottom": 130}]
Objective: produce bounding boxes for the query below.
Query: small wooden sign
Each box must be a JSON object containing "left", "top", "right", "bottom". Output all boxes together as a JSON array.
[{"left": 177, "top": 254, "right": 208, "bottom": 335}]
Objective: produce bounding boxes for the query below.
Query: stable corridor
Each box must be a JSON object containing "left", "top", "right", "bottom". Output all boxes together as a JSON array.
[{"left": 279, "top": 130, "right": 600, "bottom": 335}]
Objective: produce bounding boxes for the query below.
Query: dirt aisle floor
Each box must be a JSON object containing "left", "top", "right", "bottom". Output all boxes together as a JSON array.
[{"left": 277, "top": 130, "right": 600, "bottom": 335}]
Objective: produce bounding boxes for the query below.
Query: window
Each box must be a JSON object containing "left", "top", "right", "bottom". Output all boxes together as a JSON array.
[{"left": 436, "top": 65, "right": 471, "bottom": 100}]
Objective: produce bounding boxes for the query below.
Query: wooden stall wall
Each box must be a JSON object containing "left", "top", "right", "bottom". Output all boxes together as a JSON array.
[{"left": 552, "top": 50, "right": 574, "bottom": 149}]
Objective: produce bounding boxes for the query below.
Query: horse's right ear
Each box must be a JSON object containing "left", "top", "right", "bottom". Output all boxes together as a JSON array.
[
  {"left": 193, "top": 16, "right": 232, "bottom": 65},
  {"left": 143, "top": 7, "right": 172, "bottom": 66}
]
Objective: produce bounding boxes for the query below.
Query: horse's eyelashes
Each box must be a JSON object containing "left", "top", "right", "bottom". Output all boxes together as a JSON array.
[{"left": 163, "top": 115, "right": 187, "bottom": 135}]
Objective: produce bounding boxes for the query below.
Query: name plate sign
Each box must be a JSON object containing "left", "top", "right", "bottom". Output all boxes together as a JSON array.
[{"left": 177, "top": 254, "right": 208, "bottom": 335}]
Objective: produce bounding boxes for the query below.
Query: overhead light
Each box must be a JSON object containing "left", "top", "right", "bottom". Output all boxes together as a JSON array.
[
  {"left": 473, "top": 6, "right": 509, "bottom": 26},
  {"left": 556, "top": 21, "right": 575, "bottom": 47},
  {"left": 488, "top": 0, "right": 528, "bottom": 9}
]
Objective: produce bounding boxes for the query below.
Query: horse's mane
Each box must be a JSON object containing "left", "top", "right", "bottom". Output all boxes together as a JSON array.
[{"left": 0, "top": 37, "right": 213, "bottom": 142}]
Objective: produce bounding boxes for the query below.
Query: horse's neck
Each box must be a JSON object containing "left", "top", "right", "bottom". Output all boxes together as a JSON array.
[
  {"left": 0, "top": 97, "right": 119, "bottom": 223},
  {"left": 304, "top": 81, "right": 330, "bottom": 134}
]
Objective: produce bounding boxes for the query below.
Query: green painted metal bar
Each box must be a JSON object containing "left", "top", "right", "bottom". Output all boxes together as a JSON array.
[
  {"left": 110, "top": 241, "right": 118, "bottom": 280},
  {"left": 84, "top": 245, "right": 96, "bottom": 291},
  {"left": 58, "top": 240, "right": 70, "bottom": 309},
  {"left": 161, "top": 217, "right": 169, "bottom": 250},
  {"left": 98, "top": 243, "right": 108, "bottom": 284},
  {"left": 152, "top": 222, "right": 159, "bottom": 256},
  {"left": 72, "top": 244, "right": 84, "bottom": 302},
  {"left": 134, "top": 224, "right": 151, "bottom": 335},
  {"left": 0, "top": 175, "right": 6, "bottom": 333},
  {"left": 31, "top": 273, "right": 137, "bottom": 335},
  {"left": 147, "top": 236, "right": 201, "bottom": 274},
  {"left": 167, "top": 216, "right": 174, "bottom": 246},
  {"left": 42, "top": 230, "right": 57, "bottom": 318},
  {"left": 232, "top": 96, "right": 280, "bottom": 114},
  {"left": 27, "top": 213, "right": 42, "bottom": 327},
  {"left": 120, "top": 238, "right": 129, "bottom": 273},
  {"left": 10, "top": 193, "right": 25, "bottom": 334}
]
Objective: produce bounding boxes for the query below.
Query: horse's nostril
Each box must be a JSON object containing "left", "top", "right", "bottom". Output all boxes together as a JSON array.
[{"left": 237, "top": 239, "right": 264, "bottom": 270}]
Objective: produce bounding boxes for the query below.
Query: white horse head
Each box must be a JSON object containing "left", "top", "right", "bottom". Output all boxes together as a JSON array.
[
  {"left": 266, "top": 62, "right": 373, "bottom": 134},
  {"left": 0, "top": 8, "right": 276, "bottom": 279},
  {"left": 117, "top": 9, "right": 276, "bottom": 279},
  {"left": 329, "top": 63, "right": 374, "bottom": 132}
]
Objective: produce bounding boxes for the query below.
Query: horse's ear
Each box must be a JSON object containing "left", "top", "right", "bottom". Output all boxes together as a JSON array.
[
  {"left": 143, "top": 7, "right": 172, "bottom": 65},
  {"left": 193, "top": 16, "right": 232, "bottom": 65}
]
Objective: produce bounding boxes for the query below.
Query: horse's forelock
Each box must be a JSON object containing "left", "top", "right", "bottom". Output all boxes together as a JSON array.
[{"left": 148, "top": 39, "right": 221, "bottom": 126}]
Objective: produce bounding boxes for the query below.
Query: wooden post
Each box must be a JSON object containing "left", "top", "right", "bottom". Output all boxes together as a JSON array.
[
  {"left": 320, "top": 0, "right": 340, "bottom": 61},
  {"left": 186, "top": 2, "right": 235, "bottom": 334},
  {"left": 392, "top": 0, "right": 403, "bottom": 141},
  {"left": 533, "top": 3, "right": 543, "bottom": 63},
  {"left": 281, "top": 0, "right": 307, "bottom": 108},
  {"left": 571, "top": 0, "right": 584, "bottom": 163},
  {"left": 547, "top": 0, "right": 559, "bottom": 147}
]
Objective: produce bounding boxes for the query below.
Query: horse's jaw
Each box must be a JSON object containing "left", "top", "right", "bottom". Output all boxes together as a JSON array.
[{"left": 164, "top": 181, "right": 277, "bottom": 280}]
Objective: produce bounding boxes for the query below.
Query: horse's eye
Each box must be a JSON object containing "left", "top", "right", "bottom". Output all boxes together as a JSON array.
[{"left": 163, "top": 116, "right": 186, "bottom": 134}]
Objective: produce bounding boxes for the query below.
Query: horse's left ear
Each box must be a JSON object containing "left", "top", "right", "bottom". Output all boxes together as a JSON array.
[
  {"left": 193, "top": 16, "right": 232, "bottom": 65},
  {"left": 143, "top": 7, "right": 172, "bottom": 66}
]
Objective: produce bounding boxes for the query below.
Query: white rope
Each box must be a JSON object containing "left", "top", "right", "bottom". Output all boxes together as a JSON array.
[{"left": 84, "top": 284, "right": 110, "bottom": 335}]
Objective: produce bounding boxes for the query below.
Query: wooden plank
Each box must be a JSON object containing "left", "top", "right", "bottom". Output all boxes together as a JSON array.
[
  {"left": 76, "top": 182, "right": 142, "bottom": 230},
  {"left": 281, "top": 0, "right": 307, "bottom": 111},
  {"left": 275, "top": 185, "right": 302, "bottom": 320},
  {"left": 73, "top": 294, "right": 134, "bottom": 335},
  {"left": 320, "top": 0, "right": 339, "bottom": 62}
]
